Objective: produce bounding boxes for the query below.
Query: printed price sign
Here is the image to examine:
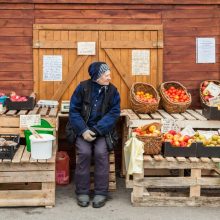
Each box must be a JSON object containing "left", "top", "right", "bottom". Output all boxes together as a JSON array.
[
  {"left": 209, "top": 96, "right": 220, "bottom": 106},
  {"left": 180, "top": 125, "right": 195, "bottom": 137},
  {"left": 20, "top": 114, "right": 41, "bottom": 128},
  {"left": 205, "top": 82, "right": 220, "bottom": 97},
  {"left": 161, "top": 118, "right": 180, "bottom": 133},
  {"left": 77, "top": 42, "right": 96, "bottom": 55}
]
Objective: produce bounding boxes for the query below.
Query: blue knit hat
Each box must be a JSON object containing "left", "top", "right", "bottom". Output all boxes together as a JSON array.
[{"left": 88, "top": 62, "right": 110, "bottom": 81}]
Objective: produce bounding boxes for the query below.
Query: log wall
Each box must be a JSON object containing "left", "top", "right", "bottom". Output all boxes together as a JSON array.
[{"left": 0, "top": 1, "right": 219, "bottom": 107}]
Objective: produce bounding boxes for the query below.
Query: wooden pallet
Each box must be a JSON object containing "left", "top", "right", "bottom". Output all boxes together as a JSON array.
[
  {"left": 0, "top": 106, "right": 58, "bottom": 137},
  {"left": 0, "top": 144, "right": 56, "bottom": 207},
  {"left": 131, "top": 155, "right": 220, "bottom": 207},
  {"left": 76, "top": 151, "right": 116, "bottom": 191},
  {"left": 121, "top": 109, "right": 220, "bottom": 177}
]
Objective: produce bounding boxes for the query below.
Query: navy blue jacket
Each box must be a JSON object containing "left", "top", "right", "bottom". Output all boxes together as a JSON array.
[{"left": 69, "top": 81, "right": 120, "bottom": 136}]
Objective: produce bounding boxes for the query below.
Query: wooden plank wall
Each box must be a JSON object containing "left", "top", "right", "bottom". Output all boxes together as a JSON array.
[{"left": 0, "top": 1, "right": 219, "bottom": 107}]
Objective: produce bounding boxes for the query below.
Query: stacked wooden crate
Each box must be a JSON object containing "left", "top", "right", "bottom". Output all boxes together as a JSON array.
[{"left": 0, "top": 106, "right": 58, "bottom": 207}]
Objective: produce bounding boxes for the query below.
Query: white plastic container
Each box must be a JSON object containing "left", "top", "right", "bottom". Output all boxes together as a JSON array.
[{"left": 30, "top": 134, "right": 55, "bottom": 159}]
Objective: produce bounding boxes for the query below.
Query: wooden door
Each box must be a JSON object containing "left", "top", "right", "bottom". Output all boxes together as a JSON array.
[{"left": 33, "top": 24, "right": 163, "bottom": 109}]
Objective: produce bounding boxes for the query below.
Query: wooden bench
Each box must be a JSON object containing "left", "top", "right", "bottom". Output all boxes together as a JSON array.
[
  {"left": 0, "top": 144, "right": 56, "bottom": 207},
  {"left": 131, "top": 155, "right": 220, "bottom": 207}
]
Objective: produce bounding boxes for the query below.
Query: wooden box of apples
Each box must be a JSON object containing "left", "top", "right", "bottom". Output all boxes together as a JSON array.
[
  {"left": 194, "top": 132, "right": 220, "bottom": 157},
  {"left": 163, "top": 130, "right": 197, "bottom": 157},
  {"left": 200, "top": 80, "right": 220, "bottom": 120},
  {"left": 5, "top": 92, "right": 36, "bottom": 110}
]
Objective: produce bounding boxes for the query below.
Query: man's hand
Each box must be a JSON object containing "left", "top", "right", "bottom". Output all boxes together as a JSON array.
[{"left": 82, "top": 130, "right": 96, "bottom": 142}]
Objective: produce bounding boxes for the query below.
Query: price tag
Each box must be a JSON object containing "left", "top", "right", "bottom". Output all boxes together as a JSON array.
[
  {"left": 209, "top": 96, "right": 220, "bottom": 106},
  {"left": 198, "top": 130, "right": 218, "bottom": 139},
  {"left": 180, "top": 125, "right": 195, "bottom": 137},
  {"left": 20, "top": 114, "right": 41, "bottom": 128},
  {"left": 161, "top": 118, "right": 180, "bottom": 133},
  {"left": 205, "top": 82, "right": 220, "bottom": 97}
]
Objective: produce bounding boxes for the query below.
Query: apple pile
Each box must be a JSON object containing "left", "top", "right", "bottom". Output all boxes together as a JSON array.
[
  {"left": 0, "top": 93, "right": 6, "bottom": 97},
  {"left": 135, "top": 91, "right": 157, "bottom": 103},
  {"left": 163, "top": 130, "right": 194, "bottom": 147},
  {"left": 163, "top": 86, "right": 190, "bottom": 103},
  {"left": 133, "top": 124, "right": 161, "bottom": 137},
  {"left": 194, "top": 132, "right": 220, "bottom": 147},
  {"left": 10, "top": 91, "right": 28, "bottom": 102},
  {"left": 200, "top": 81, "right": 215, "bottom": 103}
]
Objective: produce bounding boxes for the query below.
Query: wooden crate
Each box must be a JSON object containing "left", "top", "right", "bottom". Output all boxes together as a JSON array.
[
  {"left": 0, "top": 106, "right": 58, "bottom": 137},
  {"left": 131, "top": 155, "right": 220, "bottom": 207},
  {"left": 0, "top": 144, "right": 56, "bottom": 207}
]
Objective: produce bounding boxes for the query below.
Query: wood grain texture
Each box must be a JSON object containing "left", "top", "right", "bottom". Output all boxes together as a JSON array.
[{"left": 0, "top": 3, "right": 219, "bottom": 108}]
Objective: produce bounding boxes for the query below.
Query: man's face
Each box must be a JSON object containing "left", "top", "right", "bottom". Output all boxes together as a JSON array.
[{"left": 96, "top": 70, "right": 111, "bottom": 86}]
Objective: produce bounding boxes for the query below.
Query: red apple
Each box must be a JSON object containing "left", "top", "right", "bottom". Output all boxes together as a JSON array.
[
  {"left": 169, "top": 130, "right": 176, "bottom": 135},
  {"left": 183, "top": 135, "right": 190, "bottom": 142},
  {"left": 203, "top": 81, "right": 209, "bottom": 87}
]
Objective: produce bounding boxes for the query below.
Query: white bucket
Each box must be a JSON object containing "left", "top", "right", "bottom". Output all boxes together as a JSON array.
[{"left": 30, "top": 134, "right": 55, "bottom": 159}]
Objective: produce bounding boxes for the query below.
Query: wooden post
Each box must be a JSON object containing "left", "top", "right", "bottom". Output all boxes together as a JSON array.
[{"left": 190, "top": 169, "right": 201, "bottom": 197}]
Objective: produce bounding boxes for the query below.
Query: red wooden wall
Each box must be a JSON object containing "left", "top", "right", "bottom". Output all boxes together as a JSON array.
[{"left": 0, "top": 0, "right": 219, "bottom": 108}]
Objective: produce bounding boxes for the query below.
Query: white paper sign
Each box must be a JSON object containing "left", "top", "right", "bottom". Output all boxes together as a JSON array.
[
  {"left": 77, "top": 42, "right": 96, "bottom": 55},
  {"left": 132, "top": 50, "right": 150, "bottom": 75},
  {"left": 196, "top": 38, "right": 216, "bottom": 63},
  {"left": 43, "top": 55, "right": 62, "bottom": 81},
  {"left": 209, "top": 96, "right": 220, "bottom": 106},
  {"left": 180, "top": 125, "right": 195, "bottom": 137},
  {"left": 205, "top": 82, "right": 220, "bottom": 97},
  {"left": 20, "top": 115, "right": 41, "bottom": 128},
  {"left": 161, "top": 118, "right": 180, "bottom": 133},
  {"left": 197, "top": 130, "right": 218, "bottom": 140}
]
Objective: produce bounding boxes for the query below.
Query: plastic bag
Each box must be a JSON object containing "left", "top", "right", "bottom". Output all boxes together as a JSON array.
[{"left": 124, "top": 133, "right": 144, "bottom": 175}]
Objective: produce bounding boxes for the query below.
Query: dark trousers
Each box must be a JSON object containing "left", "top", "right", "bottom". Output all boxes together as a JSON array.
[{"left": 75, "top": 136, "right": 109, "bottom": 196}]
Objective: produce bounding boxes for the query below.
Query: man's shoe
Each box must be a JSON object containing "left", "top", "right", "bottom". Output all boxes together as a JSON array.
[
  {"left": 92, "top": 195, "right": 107, "bottom": 208},
  {"left": 77, "top": 194, "right": 90, "bottom": 207}
]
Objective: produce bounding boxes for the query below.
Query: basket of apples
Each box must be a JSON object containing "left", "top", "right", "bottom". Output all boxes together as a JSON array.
[
  {"left": 5, "top": 91, "right": 36, "bottom": 110},
  {"left": 130, "top": 82, "right": 160, "bottom": 114},
  {"left": 133, "top": 122, "right": 162, "bottom": 155},
  {"left": 159, "top": 81, "right": 192, "bottom": 114},
  {"left": 163, "top": 130, "right": 196, "bottom": 157},
  {"left": 200, "top": 80, "right": 220, "bottom": 120}
]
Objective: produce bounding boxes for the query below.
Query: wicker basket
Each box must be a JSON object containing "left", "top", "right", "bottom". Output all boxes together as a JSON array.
[
  {"left": 136, "top": 123, "right": 162, "bottom": 155},
  {"left": 159, "top": 81, "right": 192, "bottom": 114},
  {"left": 130, "top": 82, "right": 160, "bottom": 114},
  {"left": 200, "top": 80, "right": 220, "bottom": 106}
]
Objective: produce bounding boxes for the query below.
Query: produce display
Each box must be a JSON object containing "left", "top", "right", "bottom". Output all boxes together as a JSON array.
[
  {"left": 163, "top": 130, "right": 194, "bottom": 147},
  {"left": 133, "top": 124, "right": 161, "bottom": 137},
  {"left": 135, "top": 91, "right": 157, "bottom": 103},
  {"left": 194, "top": 132, "right": 220, "bottom": 147},
  {"left": 200, "top": 81, "right": 220, "bottom": 105},
  {"left": 9, "top": 91, "right": 28, "bottom": 102},
  {"left": 0, "top": 93, "right": 6, "bottom": 97},
  {"left": 163, "top": 86, "right": 190, "bottom": 103}
]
